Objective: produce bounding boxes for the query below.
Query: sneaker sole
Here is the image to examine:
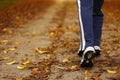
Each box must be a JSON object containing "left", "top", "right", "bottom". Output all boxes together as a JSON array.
[{"left": 80, "top": 51, "right": 94, "bottom": 68}]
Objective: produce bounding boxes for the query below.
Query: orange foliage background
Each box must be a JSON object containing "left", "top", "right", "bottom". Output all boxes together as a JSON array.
[{"left": 0, "top": 0, "right": 54, "bottom": 29}]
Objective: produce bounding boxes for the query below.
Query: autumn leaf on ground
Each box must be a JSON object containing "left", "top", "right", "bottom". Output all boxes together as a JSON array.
[
  {"left": 7, "top": 60, "right": 16, "bottom": 65},
  {"left": 17, "top": 65, "right": 26, "bottom": 70},
  {"left": 22, "top": 60, "right": 30, "bottom": 65},
  {"left": 85, "top": 70, "right": 91, "bottom": 75},
  {"left": 32, "top": 36, "right": 36, "bottom": 40},
  {"left": 69, "top": 65, "right": 78, "bottom": 70},
  {"left": 0, "top": 40, "right": 9, "bottom": 44},
  {"left": 15, "top": 41, "right": 21, "bottom": 45},
  {"left": 57, "top": 66, "right": 67, "bottom": 70},
  {"left": 31, "top": 68, "right": 40, "bottom": 75},
  {"left": 50, "top": 31, "right": 55, "bottom": 36},
  {"left": 45, "top": 66, "right": 49, "bottom": 73},
  {"left": 3, "top": 50, "right": 8, "bottom": 54},
  {"left": 84, "top": 70, "right": 91, "bottom": 80},
  {"left": 3, "top": 57, "right": 9, "bottom": 60},
  {"left": 35, "top": 48, "right": 49, "bottom": 54},
  {"left": 32, "top": 68, "right": 39, "bottom": 71},
  {"left": 106, "top": 69, "right": 117, "bottom": 74},
  {"left": 108, "top": 53, "right": 117, "bottom": 57},
  {"left": 31, "top": 71, "right": 40, "bottom": 75},
  {"left": 62, "top": 58, "right": 70, "bottom": 63},
  {"left": 8, "top": 47, "right": 16, "bottom": 51}
]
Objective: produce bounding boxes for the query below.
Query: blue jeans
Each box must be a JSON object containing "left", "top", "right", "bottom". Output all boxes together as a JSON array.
[{"left": 77, "top": 0, "right": 104, "bottom": 51}]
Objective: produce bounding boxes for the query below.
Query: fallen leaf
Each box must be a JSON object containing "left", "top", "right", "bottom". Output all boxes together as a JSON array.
[
  {"left": 69, "top": 65, "right": 77, "bottom": 70},
  {"left": 2, "top": 28, "right": 8, "bottom": 32},
  {"left": 50, "top": 32, "right": 55, "bottom": 36},
  {"left": 85, "top": 70, "right": 91, "bottom": 75},
  {"left": 0, "top": 40, "right": 9, "bottom": 44},
  {"left": 3, "top": 50, "right": 8, "bottom": 54},
  {"left": 57, "top": 66, "right": 67, "bottom": 70},
  {"left": 17, "top": 65, "right": 26, "bottom": 70},
  {"left": 106, "top": 69, "right": 117, "bottom": 74},
  {"left": 35, "top": 48, "right": 48, "bottom": 54},
  {"left": 53, "top": 50, "right": 58, "bottom": 54},
  {"left": 45, "top": 66, "right": 49, "bottom": 73},
  {"left": 84, "top": 76, "right": 89, "bottom": 80},
  {"left": 108, "top": 53, "right": 116, "bottom": 57},
  {"left": 22, "top": 60, "right": 30, "bottom": 65},
  {"left": 118, "top": 29, "right": 120, "bottom": 32},
  {"left": 62, "top": 58, "right": 70, "bottom": 63},
  {"left": 31, "top": 71, "right": 40, "bottom": 75},
  {"left": 32, "top": 68, "right": 39, "bottom": 71},
  {"left": 8, "top": 47, "right": 16, "bottom": 51},
  {"left": 15, "top": 41, "right": 20, "bottom": 45},
  {"left": 32, "top": 36, "right": 36, "bottom": 40},
  {"left": 3, "top": 57, "right": 9, "bottom": 60},
  {"left": 7, "top": 60, "right": 16, "bottom": 65}
]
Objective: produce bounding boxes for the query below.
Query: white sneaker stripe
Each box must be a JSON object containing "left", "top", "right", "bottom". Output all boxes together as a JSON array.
[{"left": 77, "top": 0, "right": 86, "bottom": 51}]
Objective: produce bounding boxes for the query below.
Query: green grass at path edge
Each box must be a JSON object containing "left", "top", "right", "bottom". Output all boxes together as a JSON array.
[{"left": 0, "top": 0, "right": 19, "bottom": 8}]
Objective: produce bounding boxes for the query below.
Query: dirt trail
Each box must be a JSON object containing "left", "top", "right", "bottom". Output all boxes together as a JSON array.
[{"left": 0, "top": 1, "right": 120, "bottom": 80}]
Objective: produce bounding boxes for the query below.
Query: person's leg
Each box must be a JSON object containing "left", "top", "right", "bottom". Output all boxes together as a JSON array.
[
  {"left": 77, "top": 0, "right": 95, "bottom": 67},
  {"left": 77, "top": 0, "right": 95, "bottom": 56},
  {"left": 77, "top": 0, "right": 94, "bottom": 52},
  {"left": 93, "top": 0, "right": 104, "bottom": 51}
]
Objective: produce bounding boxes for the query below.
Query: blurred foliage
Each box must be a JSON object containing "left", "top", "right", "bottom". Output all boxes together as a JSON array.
[{"left": 0, "top": 0, "right": 19, "bottom": 8}]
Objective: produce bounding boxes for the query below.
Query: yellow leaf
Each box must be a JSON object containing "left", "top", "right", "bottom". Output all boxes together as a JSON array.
[
  {"left": 45, "top": 66, "right": 49, "bottom": 73},
  {"left": 22, "top": 60, "right": 30, "bottom": 65},
  {"left": 85, "top": 70, "right": 90, "bottom": 75},
  {"left": 106, "top": 69, "right": 117, "bottom": 74},
  {"left": 108, "top": 53, "right": 116, "bottom": 57},
  {"left": 3, "top": 50, "right": 8, "bottom": 54},
  {"left": 0, "top": 40, "right": 9, "bottom": 44},
  {"left": 3, "top": 57, "right": 9, "bottom": 60},
  {"left": 17, "top": 65, "right": 26, "bottom": 70},
  {"left": 53, "top": 50, "right": 58, "bottom": 54},
  {"left": 50, "top": 32, "right": 55, "bottom": 36},
  {"left": 7, "top": 60, "right": 16, "bottom": 65},
  {"left": 2, "top": 28, "right": 8, "bottom": 32},
  {"left": 62, "top": 58, "right": 70, "bottom": 63},
  {"left": 84, "top": 76, "right": 89, "bottom": 80},
  {"left": 70, "top": 65, "right": 77, "bottom": 70},
  {"left": 32, "top": 36, "right": 36, "bottom": 40},
  {"left": 15, "top": 41, "right": 20, "bottom": 45},
  {"left": 35, "top": 48, "right": 48, "bottom": 54},
  {"left": 32, "top": 68, "right": 39, "bottom": 71},
  {"left": 118, "top": 29, "right": 120, "bottom": 32},
  {"left": 8, "top": 47, "right": 16, "bottom": 51}
]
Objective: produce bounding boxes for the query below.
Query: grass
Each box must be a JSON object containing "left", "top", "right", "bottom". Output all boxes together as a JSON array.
[{"left": 0, "top": 0, "right": 19, "bottom": 8}]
